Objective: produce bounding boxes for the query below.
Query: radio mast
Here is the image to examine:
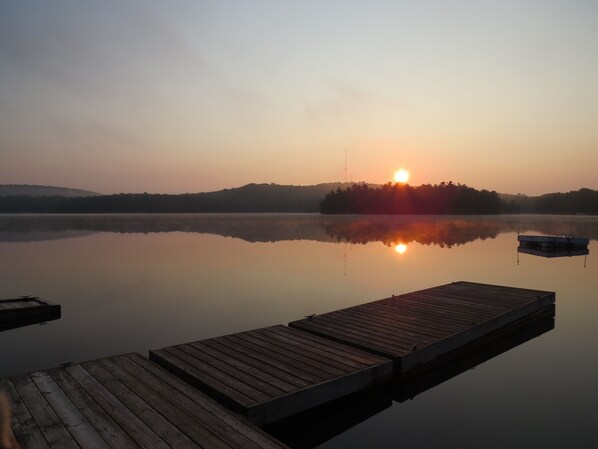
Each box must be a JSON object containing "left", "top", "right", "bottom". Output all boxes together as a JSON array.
[{"left": 344, "top": 149, "right": 347, "bottom": 183}]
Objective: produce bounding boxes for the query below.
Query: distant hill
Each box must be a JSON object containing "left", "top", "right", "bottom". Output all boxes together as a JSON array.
[
  {"left": 0, "top": 182, "right": 353, "bottom": 213},
  {"left": 0, "top": 184, "right": 100, "bottom": 197},
  {"left": 1, "top": 183, "right": 595, "bottom": 214},
  {"left": 188, "top": 182, "right": 353, "bottom": 212},
  {"left": 499, "top": 189, "right": 598, "bottom": 214}
]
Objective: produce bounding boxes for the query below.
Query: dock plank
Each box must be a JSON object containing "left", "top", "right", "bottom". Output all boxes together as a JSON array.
[
  {"left": 81, "top": 360, "right": 195, "bottom": 449},
  {"left": 48, "top": 367, "right": 140, "bottom": 448},
  {"left": 150, "top": 325, "right": 393, "bottom": 425},
  {"left": 238, "top": 330, "right": 348, "bottom": 376},
  {"left": 0, "top": 378, "right": 50, "bottom": 449},
  {"left": 106, "top": 356, "right": 260, "bottom": 449},
  {"left": 199, "top": 338, "right": 311, "bottom": 389},
  {"left": 31, "top": 371, "right": 109, "bottom": 449},
  {"left": 222, "top": 333, "right": 331, "bottom": 382},
  {"left": 118, "top": 354, "right": 286, "bottom": 449},
  {"left": 1, "top": 354, "right": 290, "bottom": 449},
  {"left": 290, "top": 281, "right": 555, "bottom": 373},
  {"left": 12, "top": 374, "right": 80, "bottom": 449}
]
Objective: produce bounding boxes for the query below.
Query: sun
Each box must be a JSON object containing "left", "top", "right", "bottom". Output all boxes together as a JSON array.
[
  {"left": 395, "top": 243, "right": 407, "bottom": 254},
  {"left": 393, "top": 168, "right": 410, "bottom": 184}
]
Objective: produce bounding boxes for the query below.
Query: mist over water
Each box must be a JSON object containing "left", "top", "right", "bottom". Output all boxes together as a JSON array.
[{"left": 1, "top": 214, "right": 597, "bottom": 448}]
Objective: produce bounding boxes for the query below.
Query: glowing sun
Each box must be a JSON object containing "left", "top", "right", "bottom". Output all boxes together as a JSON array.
[
  {"left": 395, "top": 243, "right": 407, "bottom": 254},
  {"left": 393, "top": 168, "right": 410, "bottom": 183}
]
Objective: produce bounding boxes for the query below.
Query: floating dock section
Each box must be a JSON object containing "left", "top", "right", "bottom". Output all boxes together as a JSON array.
[
  {"left": 289, "top": 281, "right": 555, "bottom": 373},
  {"left": 150, "top": 325, "right": 392, "bottom": 425},
  {"left": 518, "top": 234, "right": 589, "bottom": 249},
  {"left": 0, "top": 353, "right": 289, "bottom": 449},
  {"left": 0, "top": 297, "right": 60, "bottom": 331},
  {"left": 517, "top": 246, "right": 589, "bottom": 258}
]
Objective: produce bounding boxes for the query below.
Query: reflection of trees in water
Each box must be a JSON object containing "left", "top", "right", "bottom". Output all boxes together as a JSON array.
[
  {"left": 1, "top": 214, "right": 597, "bottom": 244},
  {"left": 0, "top": 214, "right": 332, "bottom": 243},
  {"left": 516, "top": 216, "right": 598, "bottom": 241},
  {"left": 323, "top": 218, "right": 503, "bottom": 247},
  {"left": 324, "top": 215, "right": 598, "bottom": 247}
]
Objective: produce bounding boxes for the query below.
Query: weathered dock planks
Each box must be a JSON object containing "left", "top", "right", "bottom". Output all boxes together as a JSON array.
[
  {"left": 393, "top": 305, "right": 555, "bottom": 402},
  {"left": 150, "top": 325, "right": 393, "bottom": 425},
  {"left": 1, "top": 281, "right": 557, "bottom": 447},
  {"left": 289, "top": 281, "right": 555, "bottom": 373},
  {"left": 0, "top": 296, "right": 60, "bottom": 331},
  {"left": 0, "top": 353, "right": 289, "bottom": 449},
  {"left": 267, "top": 308, "right": 555, "bottom": 449}
]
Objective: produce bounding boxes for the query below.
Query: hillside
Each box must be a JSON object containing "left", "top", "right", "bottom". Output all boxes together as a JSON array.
[
  {"left": 0, "top": 183, "right": 352, "bottom": 213},
  {"left": 0, "top": 184, "right": 100, "bottom": 197},
  {"left": 1, "top": 183, "right": 595, "bottom": 214},
  {"left": 499, "top": 189, "right": 598, "bottom": 214}
]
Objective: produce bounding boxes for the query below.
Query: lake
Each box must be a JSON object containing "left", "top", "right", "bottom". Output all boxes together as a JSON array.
[{"left": 1, "top": 214, "right": 597, "bottom": 448}]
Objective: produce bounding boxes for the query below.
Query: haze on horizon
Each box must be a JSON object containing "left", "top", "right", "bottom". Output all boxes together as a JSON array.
[{"left": 1, "top": 0, "right": 597, "bottom": 196}]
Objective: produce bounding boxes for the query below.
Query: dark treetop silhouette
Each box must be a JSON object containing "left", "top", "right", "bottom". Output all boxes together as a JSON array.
[{"left": 320, "top": 182, "right": 502, "bottom": 215}]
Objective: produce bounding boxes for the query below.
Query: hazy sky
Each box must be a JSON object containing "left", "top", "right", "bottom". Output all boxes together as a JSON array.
[{"left": 1, "top": 0, "right": 597, "bottom": 194}]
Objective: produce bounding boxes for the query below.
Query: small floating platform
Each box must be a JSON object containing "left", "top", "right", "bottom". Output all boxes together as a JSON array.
[
  {"left": 518, "top": 234, "right": 589, "bottom": 248},
  {"left": 289, "top": 281, "right": 555, "bottom": 374},
  {"left": 150, "top": 325, "right": 392, "bottom": 425},
  {"left": 0, "top": 296, "right": 60, "bottom": 331},
  {"left": 518, "top": 246, "right": 589, "bottom": 258},
  {"left": 0, "top": 353, "right": 289, "bottom": 449}
]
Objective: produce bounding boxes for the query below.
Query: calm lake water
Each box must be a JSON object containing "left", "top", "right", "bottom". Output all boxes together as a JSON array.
[{"left": 1, "top": 214, "right": 597, "bottom": 448}]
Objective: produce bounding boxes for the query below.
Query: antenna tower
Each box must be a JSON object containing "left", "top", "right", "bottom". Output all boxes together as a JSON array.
[{"left": 344, "top": 149, "right": 347, "bottom": 183}]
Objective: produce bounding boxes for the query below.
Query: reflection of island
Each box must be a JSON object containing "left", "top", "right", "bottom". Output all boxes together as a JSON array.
[
  {"left": 265, "top": 308, "right": 555, "bottom": 449},
  {"left": 1, "top": 214, "right": 597, "bottom": 245},
  {"left": 323, "top": 217, "right": 503, "bottom": 248}
]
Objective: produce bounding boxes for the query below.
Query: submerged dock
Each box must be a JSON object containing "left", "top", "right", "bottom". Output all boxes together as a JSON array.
[
  {"left": 0, "top": 297, "right": 60, "bottom": 331},
  {"left": 289, "top": 281, "right": 555, "bottom": 373}
]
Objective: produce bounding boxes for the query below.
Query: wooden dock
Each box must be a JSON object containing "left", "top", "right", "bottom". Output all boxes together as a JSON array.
[
  {"left": 394, "top": 305, "right": 555, "bottom": 402},
  {"left": 289, "top": 281, "right": 555, "bottom": 373},
  {"left": 150, "top": 325, "right": 392, "bottom": 425},
  {"left": 1, "top": 281, "right": 557, "bottom": 447},
  {"left": 0, "top": 353, "right": 289, "bottom": 449},
  {"left": 266, "top": 308, "right": 554, "bottom": 449},
  {"left": 518, "top": 234, "right": 589, "bottom": 248},
  {"left": 0, "top": 297, "right": 60, "bottom": 331},
  {"left": 518, "top": 246, "right": 589, "bottom": 258}
]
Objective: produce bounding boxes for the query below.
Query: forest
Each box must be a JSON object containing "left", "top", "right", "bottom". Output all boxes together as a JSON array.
[
  {"left": 0, "top": 183, "right": 596, "bottom": 215},
  {"left": 0, "top": 183, "right": 343, "bottom": 213},
  {"left": 320, "top": 182, "right": 503, "bottom": 214}
]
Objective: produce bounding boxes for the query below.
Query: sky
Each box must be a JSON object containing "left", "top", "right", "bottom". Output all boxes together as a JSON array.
[{"left": 1, "top": 0, "right": 597, "bottom": 195}]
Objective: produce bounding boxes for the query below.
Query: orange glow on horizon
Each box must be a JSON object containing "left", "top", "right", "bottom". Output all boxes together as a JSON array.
[
  {"left": 393, "top": 169, "right": 410, "bottom": 184},
  {"left": 395, "top": 243, "right": 407, "bottom": 254}
]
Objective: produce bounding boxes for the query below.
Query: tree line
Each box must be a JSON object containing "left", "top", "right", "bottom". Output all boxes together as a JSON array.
[
  {"left": 0, "top": 183, "right": 342, "bottom": 213},
  {"left": 0, "top": 183, "right": 595, "bottom": 214},
  {"left": 320, "top": 182, "right": 503, "bottom": 214}
]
